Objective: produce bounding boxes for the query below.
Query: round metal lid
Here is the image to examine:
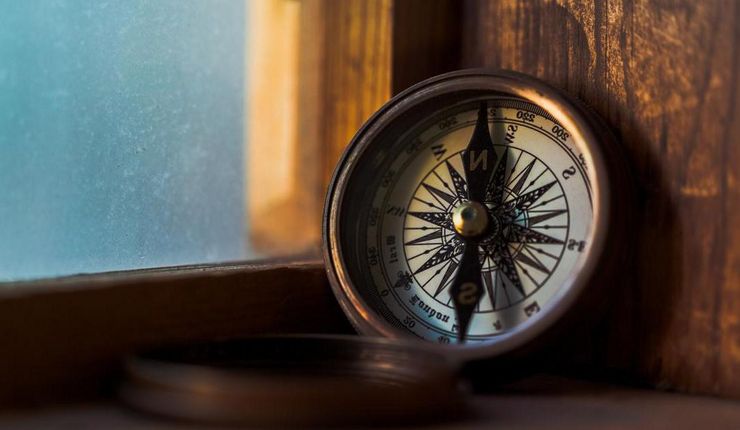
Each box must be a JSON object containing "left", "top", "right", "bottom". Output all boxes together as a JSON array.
[{"left": 120, "top": 334, "right": 466, "bottom": 426}]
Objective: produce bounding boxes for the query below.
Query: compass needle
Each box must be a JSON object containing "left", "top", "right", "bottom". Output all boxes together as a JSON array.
[
  {"left": 462, "top": 102, "right": 498, "bottom": 202},
  {"left": 447, "top": 102, "right": 499, "bottom": 343},
  {"left": 449, "top": 240, "right": 484, "bottom": 343}
]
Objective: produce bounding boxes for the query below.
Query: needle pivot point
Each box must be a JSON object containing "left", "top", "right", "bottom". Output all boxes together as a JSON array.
[{"left": 452, "top": 201, "right": 489, "bottom": 238}]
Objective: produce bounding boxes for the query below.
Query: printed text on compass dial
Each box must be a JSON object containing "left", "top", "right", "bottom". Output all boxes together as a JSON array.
[{"left": 366, "top": 100, "right": 593, "bottom": 343}]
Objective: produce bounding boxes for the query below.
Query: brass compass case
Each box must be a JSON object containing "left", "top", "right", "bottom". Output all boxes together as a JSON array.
[{"left": 323, "top": 70, "right": 630, "bottom": 361}]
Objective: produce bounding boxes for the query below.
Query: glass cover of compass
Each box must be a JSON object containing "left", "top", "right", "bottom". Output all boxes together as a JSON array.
[{"left": 323, "top": 70, "right": 625, "bottom": 359}]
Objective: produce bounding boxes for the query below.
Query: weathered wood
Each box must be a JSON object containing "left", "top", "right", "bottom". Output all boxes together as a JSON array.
[
  {"left": 0, "top": 260, "right": 349, "bottom": 406},
  {"left": 462, "top": 0, "right": 740, "bottom": 398}
]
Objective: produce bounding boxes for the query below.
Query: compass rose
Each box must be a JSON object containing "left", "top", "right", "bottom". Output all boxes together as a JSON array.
[{"left": 403, "top": 105, "right": 569, "bottom": 340}]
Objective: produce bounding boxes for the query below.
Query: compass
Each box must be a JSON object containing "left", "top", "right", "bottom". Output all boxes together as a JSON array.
[{"left": 323, "top": 70, "right": 629, "bottom": 360}]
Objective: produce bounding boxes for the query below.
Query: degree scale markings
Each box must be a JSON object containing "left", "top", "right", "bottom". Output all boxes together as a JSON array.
[{"left": 369, "top": 99, "right": 589, "bottom": 342}]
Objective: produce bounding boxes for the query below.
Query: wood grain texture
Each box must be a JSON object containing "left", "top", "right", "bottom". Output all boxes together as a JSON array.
[
  {"left": 320, "top": 0, "right": 393, "bottom": 192},
  {"left": 0, "top": 261, "right": 349, "bottom": 406},
  {"left": 462, "top": 0, "right": 740, "bottom": 398}
]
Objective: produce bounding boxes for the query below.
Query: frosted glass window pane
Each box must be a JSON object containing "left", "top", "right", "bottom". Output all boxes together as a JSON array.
[{"left": 0, "top": 1, "right": 251, "bottom": 281}]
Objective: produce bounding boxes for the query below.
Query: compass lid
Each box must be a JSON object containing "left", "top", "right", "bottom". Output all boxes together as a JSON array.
[{"left": 120, "top": 334, "right": 465, "bottom": 426}]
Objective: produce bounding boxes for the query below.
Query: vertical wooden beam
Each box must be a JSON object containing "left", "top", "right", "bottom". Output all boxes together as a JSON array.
[
  {"left": 246, "top": 0, "right": 319, "bottom": 254},
  {"left": 721, "top": 19, "right": 740, "bottom": 396},
  {"left": 320, "top": 0, "right": 393, "bottom": 192}
]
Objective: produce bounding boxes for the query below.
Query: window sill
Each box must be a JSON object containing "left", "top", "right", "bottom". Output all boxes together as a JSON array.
[{"left": 0, "top": 258, "right": 351, "bottom": 406}]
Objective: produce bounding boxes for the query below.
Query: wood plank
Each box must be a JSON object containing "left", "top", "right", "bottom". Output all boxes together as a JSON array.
[
  {"left": 0, "top": 260, "right": 349, "bottom": 406},
  {"left": 462, "top": 0, "right": 740, "bottom": 398}
]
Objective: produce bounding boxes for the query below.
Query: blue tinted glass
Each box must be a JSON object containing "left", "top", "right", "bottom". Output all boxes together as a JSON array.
[{"left": 0, "top": 1, "right": 251, "bottom": 281}]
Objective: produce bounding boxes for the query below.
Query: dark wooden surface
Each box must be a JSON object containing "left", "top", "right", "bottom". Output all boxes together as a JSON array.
[
  {"left": 462, "top": 0, "right": 740, "bottom": 398},
  {"left": 391, "top": 0, "right": 462, "bottom": 93},
  {"left": 1, "top": 376, "right": 739, "bottom": 429},
  {"left": 0, "top": 260, "right": 349, "bottom": 406}
]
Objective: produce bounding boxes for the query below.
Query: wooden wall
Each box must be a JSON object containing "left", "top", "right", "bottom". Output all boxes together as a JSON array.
[{"left": 461, "top": 0, "right": 739, "bottom": 398}]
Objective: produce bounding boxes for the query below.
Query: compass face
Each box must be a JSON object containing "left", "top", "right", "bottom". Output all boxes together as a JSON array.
[{"left": 325, "top": 71, "right": 618, "bottom": 357}]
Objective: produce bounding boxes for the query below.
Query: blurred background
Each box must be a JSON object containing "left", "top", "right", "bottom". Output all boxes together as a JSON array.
[
  {"left": 0, "top": 1, "right": 250, "bottom": 280},
  {"left": 0, "top": 0, "right": 393, "bottom": 282}
]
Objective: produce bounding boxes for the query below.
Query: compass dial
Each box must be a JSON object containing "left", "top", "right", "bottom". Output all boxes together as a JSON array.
[
  {"left": 325, "top": 70, "right": 625, "bottom": 358},
  {"left": 403, "top": 144, "right": 569, "bottom": 312},
  {"left": 372, "top": 99, "right": 589, "bottom": 342}
]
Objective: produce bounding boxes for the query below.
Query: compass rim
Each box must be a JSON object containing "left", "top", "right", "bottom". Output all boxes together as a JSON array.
[{"left": 323, "top": 68, "right": 620, "bottom": 361}]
